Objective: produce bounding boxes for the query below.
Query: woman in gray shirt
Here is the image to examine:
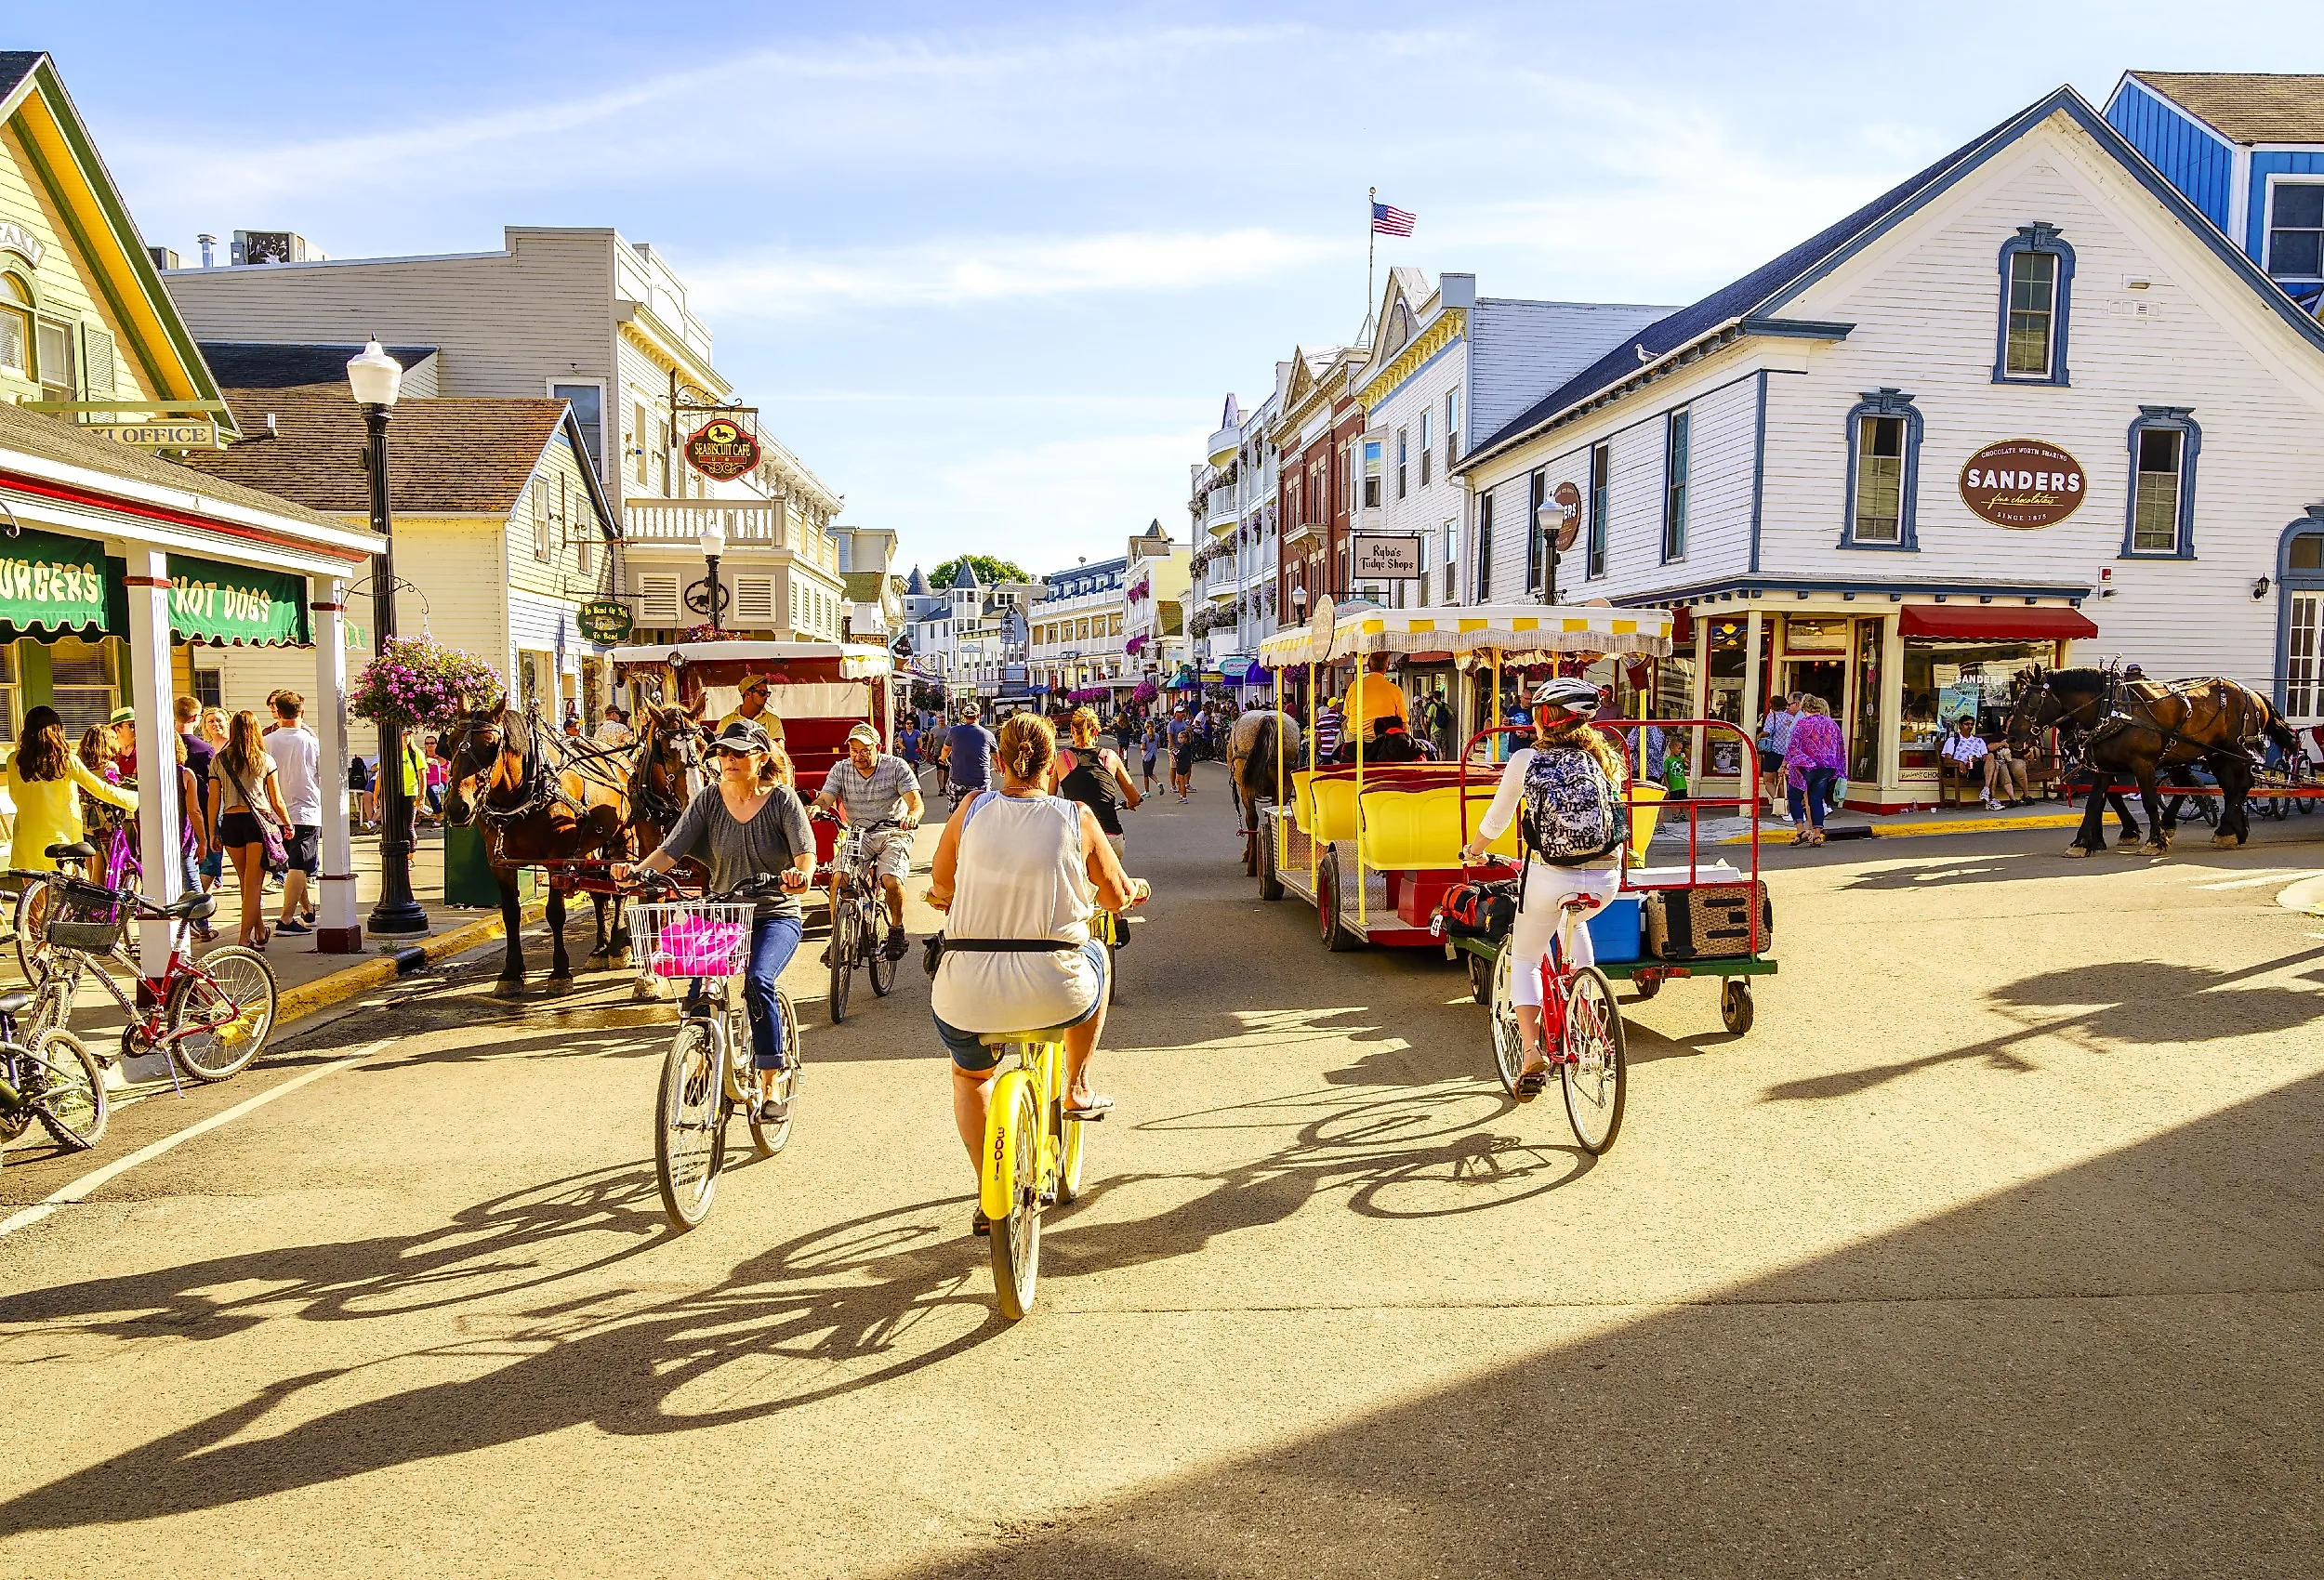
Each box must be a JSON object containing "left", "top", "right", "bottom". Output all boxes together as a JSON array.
[{"left": 621, "top": 718, "right": 815, "bottom": 1123}]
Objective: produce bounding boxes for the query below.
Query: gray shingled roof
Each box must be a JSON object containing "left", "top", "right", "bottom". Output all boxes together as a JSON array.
[
  {"left": 0, "top": 398, "right": 348, "bottom": 533},
  {"left": 2127, "top": 72, "right": 2324, "bottom": 144},
  {"left": 198, "top": 342, "right": 438, "bottom": 392},
  {"left": 0, "top": 52, "right": 44, "bottom": 107}
]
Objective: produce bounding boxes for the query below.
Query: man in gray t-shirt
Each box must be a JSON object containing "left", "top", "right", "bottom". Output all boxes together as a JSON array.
[
  {"left": 815, "top": 722, "right": 926, "bottom": 959},
  {"left": 944, "top": 705, "right": 997, "bottom": 797}
]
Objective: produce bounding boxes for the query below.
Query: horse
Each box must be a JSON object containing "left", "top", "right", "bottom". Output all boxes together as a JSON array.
[
  {"left": 440, "top": 701, "right": 634, "bottom": 996},
  {"left": 1226, "top": 708, "right": 1302, "bottom": 876},
  {"left": 2008, "top": 666, "right": 2295, "bottom": 857},
  {"left": 624, "top": 701, "right": 704, "bottom": 862}
]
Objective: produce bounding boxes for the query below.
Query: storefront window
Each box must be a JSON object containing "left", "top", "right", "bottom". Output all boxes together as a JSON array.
[
  {"left": 1900, "top": 639, "right": 2051, "bottom": 777},
  {"left": 1849, "top": 618, "right": 1882, "bottom": 783},
  {"left": 48, "top": 636, "right": 115, "bottom": 744},
  {"left": 1704, "top": 616, "right": 1749, "bottom": 778}
]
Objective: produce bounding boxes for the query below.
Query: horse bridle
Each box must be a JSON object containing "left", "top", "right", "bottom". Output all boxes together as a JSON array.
[
  {"left": 627, "top": 710, "right": 697, "bottom": 830},
  {"left": 444, "top": 706, "right": 564, "bottom": 828}
]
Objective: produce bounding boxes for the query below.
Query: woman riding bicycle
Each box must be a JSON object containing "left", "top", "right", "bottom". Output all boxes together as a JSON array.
[
  {"left": 1050, "top": 705, "right": 1141, "bottom": 856},
  {"left": 618, "top": 718, "right": 815, "bottom": 1125},
  {"left": 926, "top": 712, "right": 1148, "bottom": 1232},
  {"left": 1459, "top": 676, "right": 1629, "bottom": 1100}
]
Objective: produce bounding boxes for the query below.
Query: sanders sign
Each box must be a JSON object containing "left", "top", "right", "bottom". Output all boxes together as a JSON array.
[{"left": 1958, "top": 439, "right": 2086, "bottom": 528}]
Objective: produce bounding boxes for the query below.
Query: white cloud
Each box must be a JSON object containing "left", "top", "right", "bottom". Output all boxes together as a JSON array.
[{"left": 690, "top": 228, "right": 1341, "bottom": 315}]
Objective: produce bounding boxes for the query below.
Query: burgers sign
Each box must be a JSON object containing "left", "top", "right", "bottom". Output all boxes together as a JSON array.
[{"left": 1958, "top": 439, "right": 2086, "bottom": 529}]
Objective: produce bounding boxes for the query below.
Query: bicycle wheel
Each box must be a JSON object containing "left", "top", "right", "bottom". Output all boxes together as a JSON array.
[
  {"left": 747, "top": 989, "right": 799, "bottom": 1157},
  {"left": 25, "top": 971, "right": 73, "bottom": 1040},
  {"left": 654, "top": 1020, "right": 724, "bottom": 1231},
  {"left": 1560, "top": 967, "right": 1627, "bottom": 1154},
  {"left": 866, "top": 899, "right": 899, "bottom": 997},
  {"left": 32, "top": 1029, "right": 107, "bottom": 1152},
  {"left": 14, "top": 877, "right": 54, "bottom": 985},
  {"left": 986, "top": 1076, "right": 1044, "bottom": 1320},
  {"left": 1487, "top": 945, "right": 1524, "bottom": 1099},
  {"left": 166, "top": 945, "right": 279, "bottom": 1083},
  {"left": 826, "top": 897, "right": 855, "bottom": 1025}
]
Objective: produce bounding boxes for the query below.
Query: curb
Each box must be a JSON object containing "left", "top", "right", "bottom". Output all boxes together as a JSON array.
[
  {"left": 1722, "top": 813, "right": 2083, "bottom": 845},
  {"left": 271, "top": 902, "right": 550, "bottom": 1024}
]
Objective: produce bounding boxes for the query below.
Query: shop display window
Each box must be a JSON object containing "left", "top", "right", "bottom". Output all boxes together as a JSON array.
[
  {"left": 1849, "top": 619, "right": 1883, "bottom": 784},
  {"left": 1703, "top": 616, "right": 1749, "bottom": 778},
  {"left": 1900, "top": 639, "right": 2050, "bottom": 777}
]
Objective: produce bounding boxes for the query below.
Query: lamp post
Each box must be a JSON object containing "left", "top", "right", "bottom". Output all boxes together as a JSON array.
[
  {"left": 687, "top": 524, "right": 730, "bottom": 631},
  {"left": 348, "top": 339, "right": 428, "bottom": 936},
  {"left": 1534, "top": 504, "right": 1565, "bottom": 607}
]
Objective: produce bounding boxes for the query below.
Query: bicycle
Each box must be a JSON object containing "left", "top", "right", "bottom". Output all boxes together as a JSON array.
[
  {"left": 1488, "top": 894, "right": 1628, "bottom": 1154},
  {"left": 15, "top": 815, "right": 140, "bottom": 985},
  {"left": 823, "top": 815, "right": 903, "bottom": 1025},
  {"left": 0, "top": 985, "right": 107, "bottom": 1153},
  {"left": 979, "top": 1021, "right": 1091, "bottom": 1321},
  {"left": 9, "top": 845, "right": 279, "bottom": 1084},
  {"left": 629, "top": 876, "right": 802, "bottom": 1231}
]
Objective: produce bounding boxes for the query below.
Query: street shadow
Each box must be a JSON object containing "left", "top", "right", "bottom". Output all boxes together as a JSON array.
[{"left": 1763, "top": 945, "right": 2324, "bottom": 1104}]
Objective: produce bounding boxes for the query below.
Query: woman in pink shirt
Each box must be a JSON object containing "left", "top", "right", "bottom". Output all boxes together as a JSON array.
[{"left": 1781, "top": 696, "right": 1846, "bottom": 847}]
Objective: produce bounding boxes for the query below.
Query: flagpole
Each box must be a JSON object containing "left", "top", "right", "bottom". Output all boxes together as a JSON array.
[{"left": 1367, "top": 185, "right": 1377, "bottom": 336}]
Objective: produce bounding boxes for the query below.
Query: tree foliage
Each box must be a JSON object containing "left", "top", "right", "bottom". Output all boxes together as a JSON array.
[{"left": 931, "top": 554, "right": 1031, "bottom": 588}]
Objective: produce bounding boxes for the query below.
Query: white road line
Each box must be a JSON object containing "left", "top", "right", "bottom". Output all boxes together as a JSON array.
[
  {"left": 0, "top": 1037, "right": 392, "bottom": 1242},
  {"left": 2194, "top": 871, "right": 2310, "bottom": 890}
]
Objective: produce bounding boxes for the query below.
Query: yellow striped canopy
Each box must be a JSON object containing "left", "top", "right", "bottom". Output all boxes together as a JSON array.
[{"left": 1255, "top": 603, "right": 1672, "bottom": 669}]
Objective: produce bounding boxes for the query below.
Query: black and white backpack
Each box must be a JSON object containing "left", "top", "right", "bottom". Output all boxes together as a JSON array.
[{"left": 1519, "top": 745, "right": 1623, "bottom": 867}]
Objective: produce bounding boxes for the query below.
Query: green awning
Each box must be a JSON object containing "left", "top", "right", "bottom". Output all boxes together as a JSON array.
[
  {"left": 166, "top": 554, "right": 308, "bottom": 647},
  {"left": 0, "top": 528, "right": 109, "bottom": 633}
]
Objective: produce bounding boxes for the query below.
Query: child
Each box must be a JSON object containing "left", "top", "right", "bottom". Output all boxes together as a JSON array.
[{"left": 1141, "top": 721, "right": 1161, "bottom": 795}]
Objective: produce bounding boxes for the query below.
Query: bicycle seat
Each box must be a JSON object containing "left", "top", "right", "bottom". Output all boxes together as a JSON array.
[
  {"left": 0, "top": 990, "right": 31, "bottom": 1017},
  {"left": 1560, "top": 895, "right": 1605, "bottom": 913},
  {"left": 163, "top": 890, "right": 218, "bottom": 921},
  {"left": 977, "top": 1027, "right": 1075, "bottom": 1047},
  {"left": 45, "top": 841, "right": 95, "bottom": 862}
]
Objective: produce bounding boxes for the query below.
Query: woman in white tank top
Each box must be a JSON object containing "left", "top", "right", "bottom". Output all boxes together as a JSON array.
[{"left": 928, "top": 712, "right": 1150, "bottom": 1230}]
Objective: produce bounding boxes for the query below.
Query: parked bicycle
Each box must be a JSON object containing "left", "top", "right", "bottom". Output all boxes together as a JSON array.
[
  {"left": 824, "top": 815, "right": 902, "bottom": 1024},
  {"left": 14, "top": 813, "right": 139, "bottom": 985},
  {"left": 629, "top": 874, "right": 802, "bottom": 1231},
  {"left": 1487, "top": 894, "right": 1628, "bottom": 1154},
  {"left": 0, "top": 985, "right": 106, "bottom": 1153},
  {"left": 8, "top": 840, "right": 278, "bottom": 1084}
]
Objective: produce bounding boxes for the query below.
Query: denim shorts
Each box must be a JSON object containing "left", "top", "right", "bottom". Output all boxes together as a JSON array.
[{"left": 934, "top": 938, "right": 1109, "bottom": 1072}]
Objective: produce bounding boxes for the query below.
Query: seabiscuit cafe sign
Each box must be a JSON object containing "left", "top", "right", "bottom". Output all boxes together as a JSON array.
[{"left": 683, "top": 418, "right": 762, "bottom": 483}]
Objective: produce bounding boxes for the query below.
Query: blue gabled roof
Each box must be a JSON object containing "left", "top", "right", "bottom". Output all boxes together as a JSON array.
[{"left": 1465, "top": 84, "right": 2324, "bottom": 468}]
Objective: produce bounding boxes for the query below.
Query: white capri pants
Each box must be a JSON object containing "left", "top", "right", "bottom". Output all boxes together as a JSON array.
[{"left": 1506, "top": 861, "right": 1620, "bottom": 1007}]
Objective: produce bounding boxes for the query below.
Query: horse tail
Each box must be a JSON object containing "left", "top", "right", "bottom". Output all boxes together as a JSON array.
[{"left": 2256, "top": 686, "right": 2299, "bottom": 757}]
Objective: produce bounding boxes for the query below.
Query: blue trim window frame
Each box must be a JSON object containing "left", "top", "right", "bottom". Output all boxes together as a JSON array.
[
  {"left": 2273, "top": 507, "right": 2324, "bottom": 718},
  {"left": 1662, "top": 406, "right": 1691, "bottom": 564},
  {"left": 1474, "top": 489, "right": 1493, "bottom": 602},
  {"left": 1525, "top": 469, "right": 1547, "bottom": 593},
  {"left": 2120, "top": 405, "right": 2200, "bottom": 559},
  {"left": 1993, "top": 223, "right": 2076, "bottom": 386},
  {"left": 1840, "top": 388, "right": 1921, "bottom": 551},
  {"left": 1586, "top": 441, "right": 1610, "bottom": 579}
]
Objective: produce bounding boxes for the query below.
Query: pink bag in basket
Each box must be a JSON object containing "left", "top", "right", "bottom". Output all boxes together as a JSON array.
[{"left": 650, "top": 914, "right": 746, "bottom": 979}]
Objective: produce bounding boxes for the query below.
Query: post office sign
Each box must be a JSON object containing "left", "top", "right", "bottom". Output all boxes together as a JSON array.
[
  {"left": 1959, "top": 439, "right": 2086, "bottom": 528},
  {"left": 88, "top": 419, "right": 218, "bottom": 450}
]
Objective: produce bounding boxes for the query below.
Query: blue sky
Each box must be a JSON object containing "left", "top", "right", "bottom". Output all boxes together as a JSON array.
[{"left": 27, "top": 3, "right": 2323, "bottom": 576}]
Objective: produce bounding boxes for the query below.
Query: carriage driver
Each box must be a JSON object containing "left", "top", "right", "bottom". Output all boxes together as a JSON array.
[{"left": 815, "top": 722, "right": 924, "bottom": 961}]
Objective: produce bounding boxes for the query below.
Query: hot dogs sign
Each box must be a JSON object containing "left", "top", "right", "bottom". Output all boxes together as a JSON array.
[{"left": 1958, "top": 438, "right": 2086, "bottom": 529}]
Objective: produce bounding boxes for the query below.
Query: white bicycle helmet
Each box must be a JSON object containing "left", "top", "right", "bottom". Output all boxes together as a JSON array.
[{"left": 1529, "top": 676, "right": 1603, "bottom": 716}]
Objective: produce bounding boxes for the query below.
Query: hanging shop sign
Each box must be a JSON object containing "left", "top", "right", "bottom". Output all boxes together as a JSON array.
[
  {"left": 576, "top": 599, "right": 635, "bottom": 645},
  {"left": 683, "top": 417, "right": 762, "bottom": 482},
  {"left": 0, "top": 527, "right": 107, "bottom": 631},
  {"left": 87, "top": 419, "right": 219, "bottom": 450},
  {"left": 1959, "top": 439, "right": 2087, "bottom": 529},
  {"left": 1351, "top": 533, "right": 1421, "bottom": 580},
  {"left": 1551, "top": 481, "right": 1583, "bottom": 553},
  {"left": 166, "top": 555, "right": 306, "bottom": 646}
]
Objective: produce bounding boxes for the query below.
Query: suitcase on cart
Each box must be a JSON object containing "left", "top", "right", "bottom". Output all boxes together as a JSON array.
[{"left": 1645, "top": 881, "right": 1773, "bottom": 961}]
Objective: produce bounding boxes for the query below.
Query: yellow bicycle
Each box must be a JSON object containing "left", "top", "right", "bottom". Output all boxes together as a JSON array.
[{"left": 978, "top": 1024, "right": 1090, "bottom": 1319}]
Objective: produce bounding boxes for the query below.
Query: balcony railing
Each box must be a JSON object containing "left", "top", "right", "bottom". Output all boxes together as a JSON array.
[
  {"left": 625, "top": 498, "right": 786, "bottom": 547},
  {"left": 1204, "top": 485, "right": 1237, "bottom": 533},
  {"left": 1207, "top": 423, "right": 1238, "bottom": 467}
]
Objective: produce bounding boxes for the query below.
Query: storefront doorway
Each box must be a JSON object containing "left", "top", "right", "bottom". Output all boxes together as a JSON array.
[{"left": 1784, "top": 658, "right": 1845, "bottom": 715}]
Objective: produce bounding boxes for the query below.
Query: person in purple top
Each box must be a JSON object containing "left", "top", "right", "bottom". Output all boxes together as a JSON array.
[{"left": 1782, "top": 695, "right": 1847, "bottom": 846}]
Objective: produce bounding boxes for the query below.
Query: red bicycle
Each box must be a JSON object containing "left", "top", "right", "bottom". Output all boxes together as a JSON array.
[
  {"left": 1487, "top": 893, "right": 1627, "bottom": 1153},
  {"left": 17, "top": 841, "right": 279, "bottom": 1083}
]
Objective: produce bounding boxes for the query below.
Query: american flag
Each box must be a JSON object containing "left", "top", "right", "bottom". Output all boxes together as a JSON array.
[{"left": 1371, "top": 201, "right": 1416, "bottom": 237}]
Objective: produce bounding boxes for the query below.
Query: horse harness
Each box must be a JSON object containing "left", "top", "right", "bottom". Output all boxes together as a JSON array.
[{"left": 2084, "top": 672, "right": 2260, "bottom": 766}]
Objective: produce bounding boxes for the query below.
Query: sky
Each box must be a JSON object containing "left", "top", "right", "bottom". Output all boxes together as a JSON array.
[{"left": 25, "top": 2, "right": 2324, "bottom": 577}]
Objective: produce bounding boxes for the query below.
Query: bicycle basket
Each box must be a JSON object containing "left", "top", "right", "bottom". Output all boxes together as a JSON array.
[
  {"left": 627, "top": 901, "right": 752, "bottom": 980},
  {"left": 45, "top": 886, "right": 125, "bottom": 953}
]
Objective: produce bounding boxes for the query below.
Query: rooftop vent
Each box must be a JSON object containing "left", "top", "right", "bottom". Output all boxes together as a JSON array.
[{"left": 231, "top": 230, "right": 322, "bottom": 266}]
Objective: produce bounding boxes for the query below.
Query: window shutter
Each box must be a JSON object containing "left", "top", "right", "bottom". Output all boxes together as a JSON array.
[
  {"left": 639, "top": 573, "right": 680, "bottom": 625},
  {"left": 79, "top": 323, "right": 115, "bottom": 400},
  {"left": 735, "top": 577, "right": 775, "bottom": 625}
]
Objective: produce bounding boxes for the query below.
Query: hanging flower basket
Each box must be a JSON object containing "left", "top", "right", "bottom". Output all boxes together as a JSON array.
[{"left": 350, "top": 637, "right": 505, "bottom": 731}]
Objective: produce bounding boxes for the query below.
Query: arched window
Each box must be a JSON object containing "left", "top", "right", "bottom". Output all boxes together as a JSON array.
[
  {"left": 1841, "top": 388, "right": 1922, "bottom": 550},
  {"left": 1994, "top": 224, "right": 2075, "bottom": 386},
  {"left": 2121, "top": 406, "right": 2201, "bottom": 559},
  {"left": 0, "top": 273, "right": 31, "bottom": 379}
]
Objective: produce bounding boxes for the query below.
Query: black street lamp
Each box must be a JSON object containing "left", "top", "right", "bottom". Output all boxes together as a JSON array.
[
  {"left": 348, "top": 339, "right": 429, "bottom": 936},
  {"left": 685, "top": 523, "right": 731, "bottom": 630},
  {"left": 1534, "top": 504, "right": 1565, "bottom": 607}
]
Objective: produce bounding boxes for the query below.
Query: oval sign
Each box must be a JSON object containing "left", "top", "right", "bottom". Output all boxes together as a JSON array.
[
  {"left": 1959, "top": 438, "right": 2086, "bottom": 529},
  {"left": 1551, "top": 481, "right": 1583, "bottom": 553}
]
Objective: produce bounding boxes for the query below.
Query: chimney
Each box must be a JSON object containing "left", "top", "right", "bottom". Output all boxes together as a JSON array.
[
  {"left": 148, "top": 244, "right": 181, "bottom": 271},
  {"left": 197, "top": 233, "right": 217, "bottom": 268}
]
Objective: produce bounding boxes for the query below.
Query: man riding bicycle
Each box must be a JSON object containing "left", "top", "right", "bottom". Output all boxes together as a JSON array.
[
  {"left": 942, "top": 703, "right": 997, "bottom": 802},
  {"left": 814, "top": 721, "right": 924, "bottom": 962}
]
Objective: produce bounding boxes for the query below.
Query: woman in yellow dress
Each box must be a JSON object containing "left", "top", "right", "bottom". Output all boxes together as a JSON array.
[{"left": 7, "top": 705, "right": 139, "bottom": 872}]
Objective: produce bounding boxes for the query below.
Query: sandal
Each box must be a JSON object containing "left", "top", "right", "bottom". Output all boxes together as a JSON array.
[
  {"left": 1514, "top": 1063, "right": 1550, "bottom": 1102},
  {"left": 1063, "top": 1095, "right": 1115, "bottom": 1122}
]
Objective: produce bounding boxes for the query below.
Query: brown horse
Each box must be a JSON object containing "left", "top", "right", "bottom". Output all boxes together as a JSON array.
[
  {"left": 440, "top": 701, "right": 632, "bottom": 995},
  {"left": 1226, "top": 708, "right": 1301, "bottom": 876},
  {"left": 623, "top": 702, "right": 703, "bottom": 864},
  {"left": 2009, "top": 667, "right": 2294, "bottom": 856}
]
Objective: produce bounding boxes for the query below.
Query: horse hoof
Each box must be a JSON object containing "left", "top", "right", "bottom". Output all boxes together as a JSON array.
[
  {"left": 545, "top": 976, "right": 575, "bottom": 996},
  {"left": 2212, "top": 832, "right": 2241, "bottom": 849},
  {"left": 583, "top": 952, "right": 610, "bottom": 971},
  {"left": 2062, "top": 845, "right": 2093, "bottom": 859},
  {"left": 2141, "top": 841, "right": 2171, "bottom": 857},
  {"left": 490, "top": 979, "right": 526, "bottom": 1000},
  {"left": 609, "top": 949, "right": 632, "bottom": 970}
]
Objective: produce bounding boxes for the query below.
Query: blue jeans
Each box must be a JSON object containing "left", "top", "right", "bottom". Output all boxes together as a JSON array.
[
  {"left": 687, "top": 912, "right": 801, "bottom": 1070},
  {"left": 1791, "top": 768, "right": 1838, "bottom": 830}
]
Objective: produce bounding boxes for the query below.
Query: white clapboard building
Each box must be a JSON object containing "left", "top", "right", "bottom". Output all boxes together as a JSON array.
[{"left": 1456, "top": 85, "right": 2324, "bottom": 811}]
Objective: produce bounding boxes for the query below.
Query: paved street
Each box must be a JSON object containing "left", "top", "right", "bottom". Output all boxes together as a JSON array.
[{"left": 4, "top": 758, "right": 2323, "bottom": 1575}]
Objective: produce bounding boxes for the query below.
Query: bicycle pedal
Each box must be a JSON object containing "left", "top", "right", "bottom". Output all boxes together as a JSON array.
[{"left": 1037, "top": 1190, "right": 1057, "bottom": 1208}]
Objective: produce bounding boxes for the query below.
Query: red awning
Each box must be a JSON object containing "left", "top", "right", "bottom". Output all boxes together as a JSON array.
[{"left": 1898, "top": 604, "right": 2097, "bottom": 641}]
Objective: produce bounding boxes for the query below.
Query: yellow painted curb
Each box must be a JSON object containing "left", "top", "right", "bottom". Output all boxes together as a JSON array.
[
  {"left": 1722, "top": 813, "right": 2082, "bottom": 845},
  {"left": 273, "top": 901, "right": 549, "bottom": 1025}
]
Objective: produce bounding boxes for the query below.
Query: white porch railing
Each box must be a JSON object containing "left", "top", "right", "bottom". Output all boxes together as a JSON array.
[{"left": 624, "top": 498, "right": 786, "bottom": 546}]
